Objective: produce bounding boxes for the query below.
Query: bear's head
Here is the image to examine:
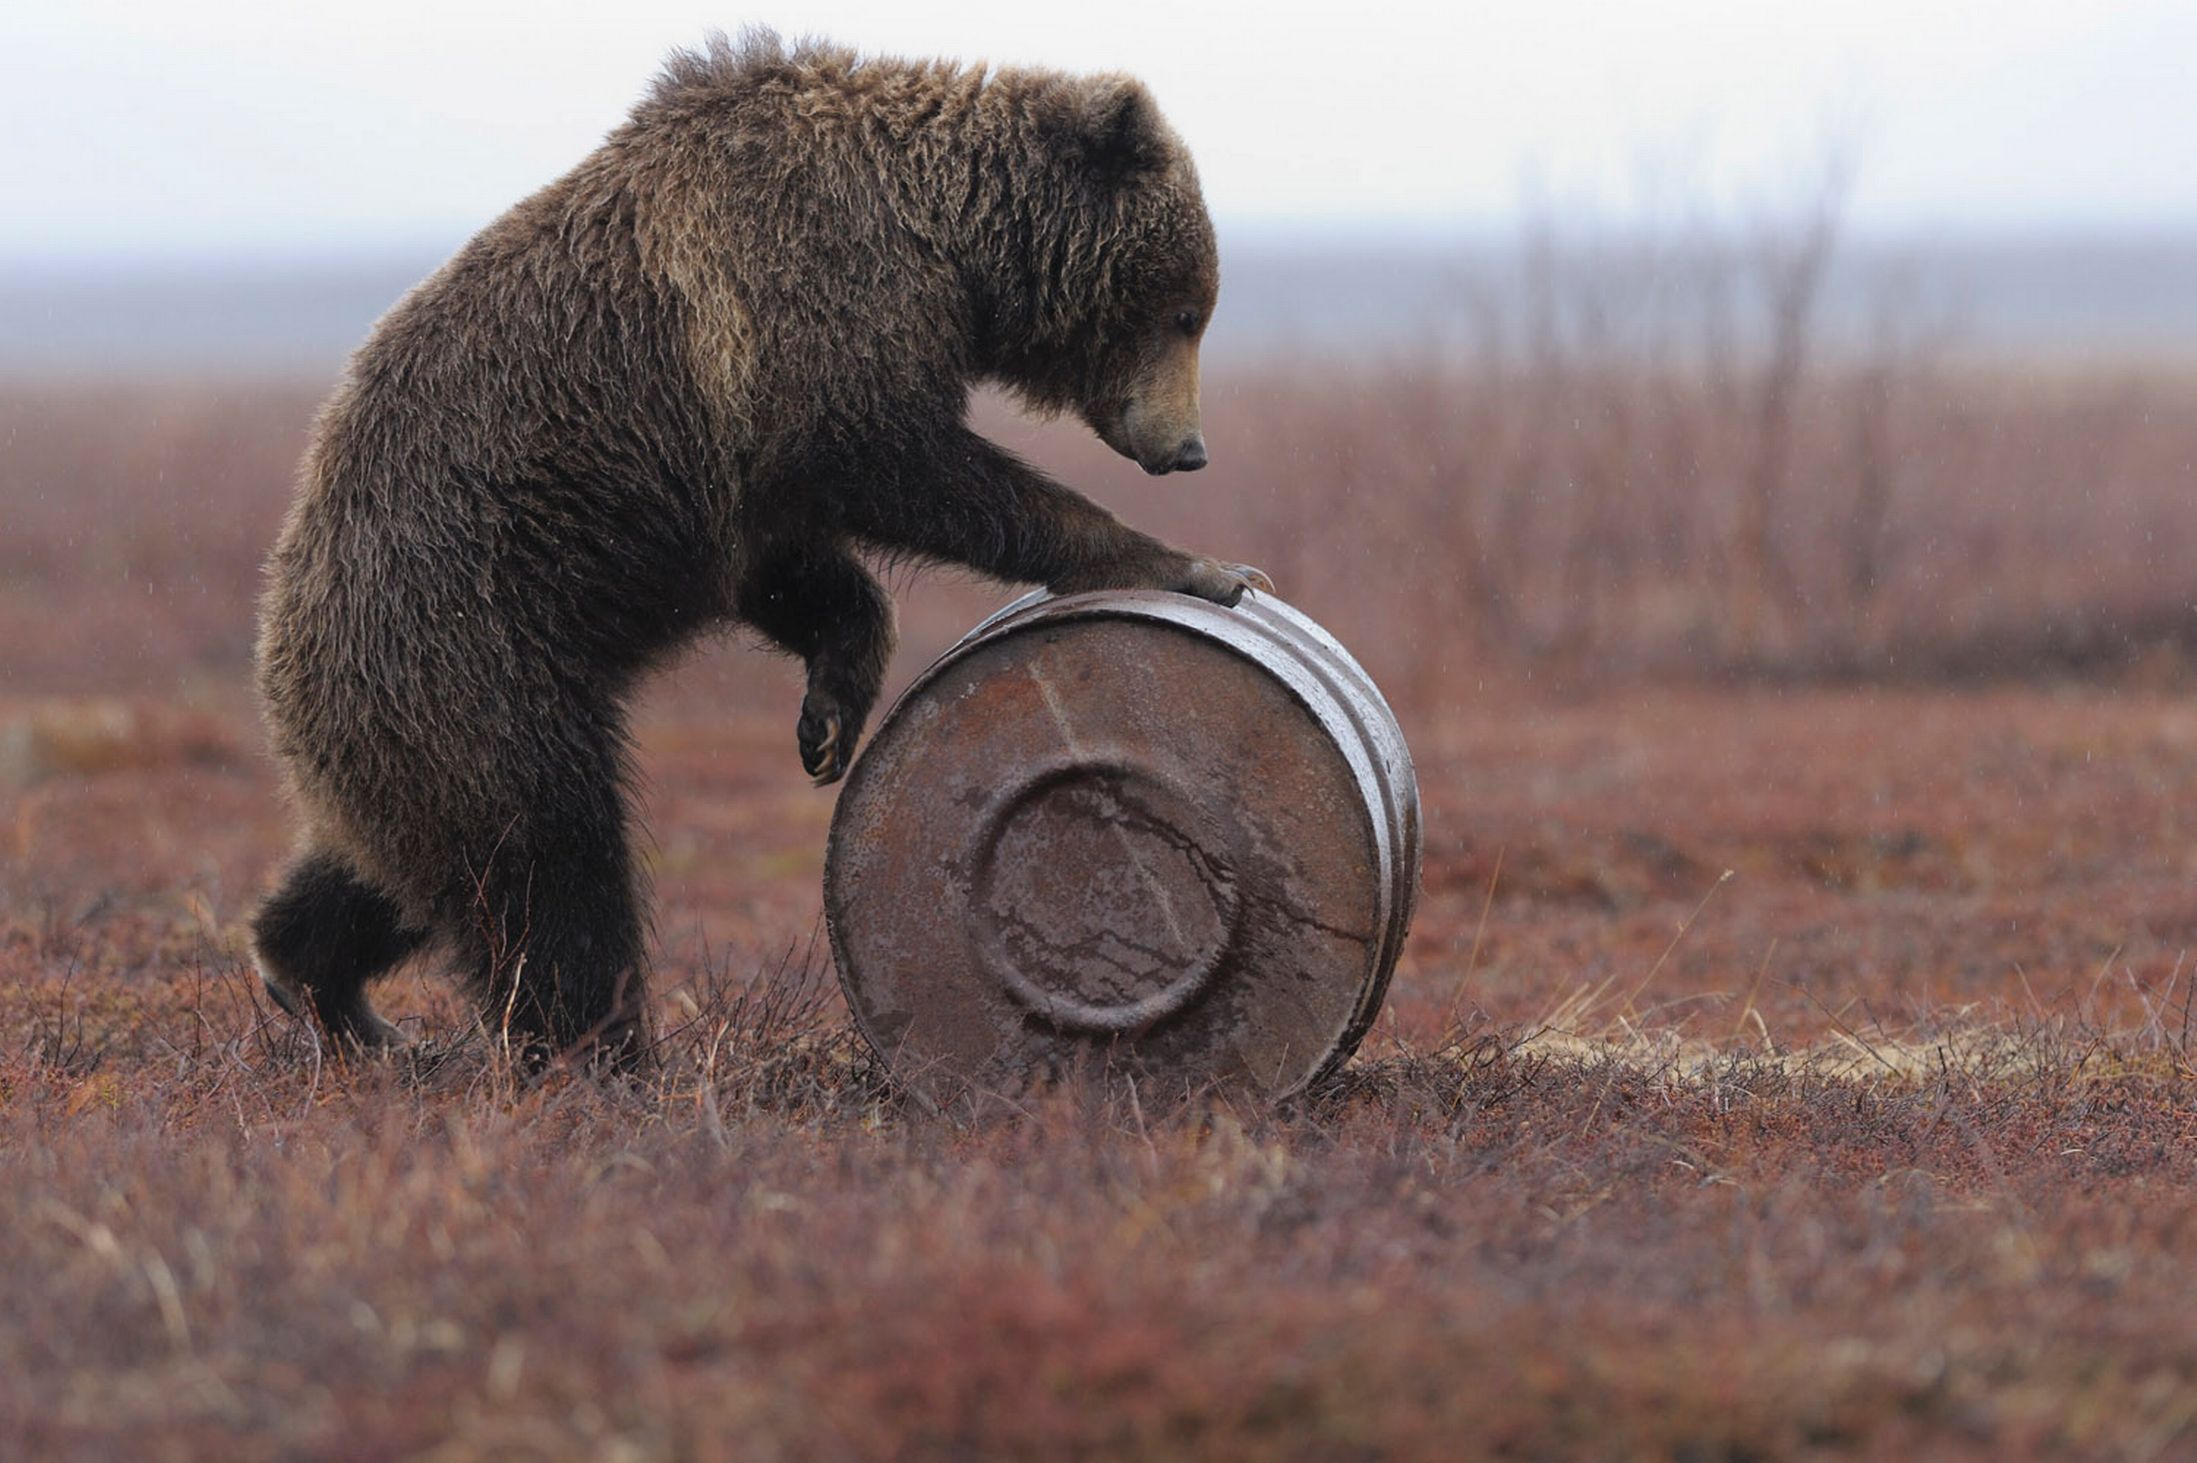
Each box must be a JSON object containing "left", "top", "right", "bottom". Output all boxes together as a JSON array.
[{"left": 1004, "top": 75, "right": 1219, "bottom": 477}]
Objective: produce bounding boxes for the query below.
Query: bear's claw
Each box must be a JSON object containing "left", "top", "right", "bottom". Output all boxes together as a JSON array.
[
  {"left": 261, "top": 968, "right": 408, "bottom": 1052},
  {"left": 261, "top": 969, "right": 305, "bottom": 1020},
  {"left": 1177, "top": 558, "right": 1274, "bottom": 608},
  {"left": 800, "top": 700, "right": 847, "bottom": 785},
  {"left": 1231, "top": 563, "right": 1276, "bottom": 595}
]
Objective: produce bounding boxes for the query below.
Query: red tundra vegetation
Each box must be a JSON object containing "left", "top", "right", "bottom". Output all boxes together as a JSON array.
[{"left": 6, "top": 347, "right": 2197, "bottom": 1457}]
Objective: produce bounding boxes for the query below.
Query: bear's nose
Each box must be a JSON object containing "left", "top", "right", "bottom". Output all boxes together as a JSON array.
[{"left": 1171, "top": 436, "right": 1208, "bottom": 472}]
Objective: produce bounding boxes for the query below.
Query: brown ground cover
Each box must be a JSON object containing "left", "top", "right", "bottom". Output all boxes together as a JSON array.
[{"left": 6, "top": 374, "right": 2197, "bottom": 1458}]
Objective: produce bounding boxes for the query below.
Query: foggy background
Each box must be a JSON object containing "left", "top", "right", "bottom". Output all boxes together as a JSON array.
[
  {"left": 5, "top": 0, "right": 2195, "bottom": 374},
  {"left": 3, "top": 1, "right": 2194, "bottom": 699}
]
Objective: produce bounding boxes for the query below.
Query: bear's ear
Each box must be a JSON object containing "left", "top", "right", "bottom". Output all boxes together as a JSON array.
[{"left": 1043, "top": 75, "right": 1168, "bottom": 186}]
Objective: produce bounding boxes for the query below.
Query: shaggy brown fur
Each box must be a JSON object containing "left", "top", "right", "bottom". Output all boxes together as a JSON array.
[{"left": 250, "top": 31, "right": 1264, "bottom": 1066}]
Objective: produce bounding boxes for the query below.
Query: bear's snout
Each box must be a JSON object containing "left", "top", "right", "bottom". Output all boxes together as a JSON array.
[{"left": 1136, "top": 434, "right": 1207, "bottom": 476}]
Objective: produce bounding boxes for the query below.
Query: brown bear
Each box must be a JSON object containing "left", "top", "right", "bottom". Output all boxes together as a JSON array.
[{"left": 249, "top": 31, "right": 1266, "bottom": 1067}]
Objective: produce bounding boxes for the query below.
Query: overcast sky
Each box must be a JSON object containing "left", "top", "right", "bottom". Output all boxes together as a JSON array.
[{"left": 4, "top": 0, "right": 2192, "bottom": 262}]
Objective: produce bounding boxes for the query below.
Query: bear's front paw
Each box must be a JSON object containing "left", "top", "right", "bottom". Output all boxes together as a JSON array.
[
  {"left": 799, "top": 689, "right": 854, "bottom": 786},
  {"left": 1174, "top": 558, "right": 1275, "bottom": 608}
]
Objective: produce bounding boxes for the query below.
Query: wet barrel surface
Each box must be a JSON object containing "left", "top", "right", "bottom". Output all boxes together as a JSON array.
[{"left": 825, "top": 588, "right": 1420, "bottom": 1115}]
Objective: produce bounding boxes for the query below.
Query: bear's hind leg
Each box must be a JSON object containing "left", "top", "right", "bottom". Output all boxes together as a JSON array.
[
  {"left": 252, "top": 850, "right": 426, "bottom": 1051},
  {"left": 462, "top": 791, "right": 650, "bottom": 1073},
  {"left": 736, "top": 542, "right": 895, "bottom": 785}
]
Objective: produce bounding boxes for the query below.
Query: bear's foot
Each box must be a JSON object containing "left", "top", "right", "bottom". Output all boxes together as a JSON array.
[
  {"left": 799, "top": 689, "right": 852, "bottom": 785},
  {"left": 260, "top": 963, "right": 408, "bottom": 1052},
  {"left": 1055, "top": 554, "right": 1273, "bottom": 608},
  {"left": 1175, "top": 559, "right": 1273, "bottom": 607}
]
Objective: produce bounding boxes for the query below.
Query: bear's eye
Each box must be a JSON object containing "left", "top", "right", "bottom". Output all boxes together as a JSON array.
[{"left": 1175, "top": 310, "right": 1200, "bottom": 337}]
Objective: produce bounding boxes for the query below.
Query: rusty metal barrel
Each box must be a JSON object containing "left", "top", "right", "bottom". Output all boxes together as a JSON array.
[{"left": 824, "top": 588, "right": 1419, "bottom": 1114}]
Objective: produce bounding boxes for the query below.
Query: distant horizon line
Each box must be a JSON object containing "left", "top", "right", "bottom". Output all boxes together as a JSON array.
[
  {"left": 7, "top": 217, "right": 2197, "bottom": 274},
  {"left": 7, "top": 227, "right": 2193, "bottom": 375}
]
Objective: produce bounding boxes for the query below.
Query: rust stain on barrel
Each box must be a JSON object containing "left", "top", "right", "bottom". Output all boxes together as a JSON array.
[{"left": 825, "top": 589, "right": 1420, "bottom": 1116}]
